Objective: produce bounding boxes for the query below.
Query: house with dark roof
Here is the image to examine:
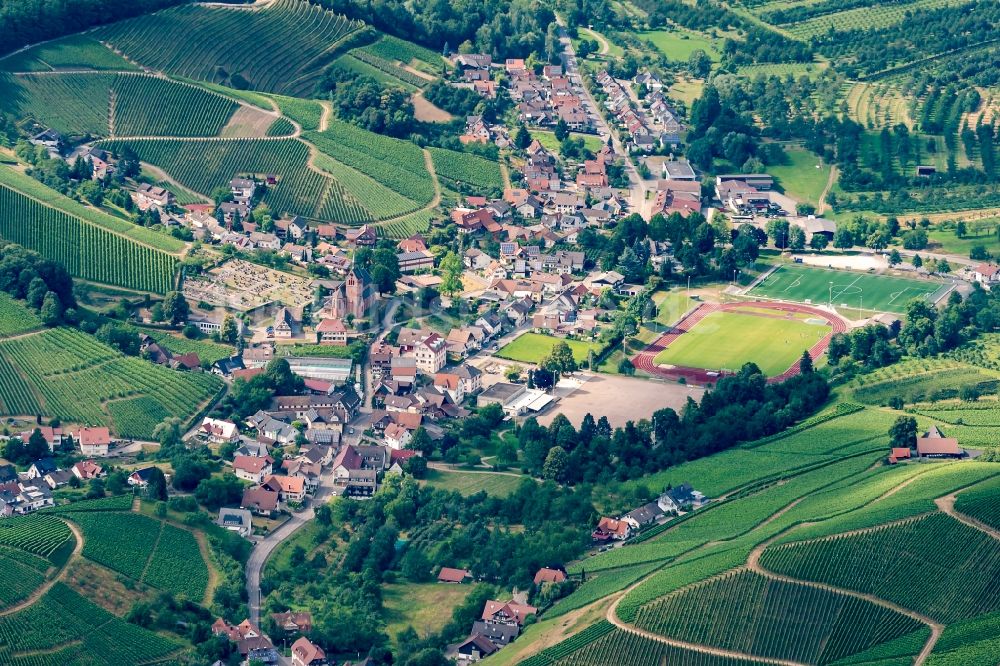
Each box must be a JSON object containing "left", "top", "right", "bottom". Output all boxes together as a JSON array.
[{"left": 456, "top": 634, "right": 498, "bottom": 662}]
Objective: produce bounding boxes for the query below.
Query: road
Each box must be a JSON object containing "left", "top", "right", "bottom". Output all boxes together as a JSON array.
[
  {"left": 555, "top": 17, "right": 649, "bottom": 217},
  {"left": 245, "top": 472, "right": 337, "bottom": 627}
]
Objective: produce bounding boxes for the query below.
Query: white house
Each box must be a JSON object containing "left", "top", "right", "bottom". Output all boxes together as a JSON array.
[
  {"left": 384, "top": 423, "right": 412, "bottom": 450},
  {"left": 233, "top": 455, "right": 274, "bottom": 484},
  {"left": 200, "top": 418, "right": 239, "bottom": 444}
]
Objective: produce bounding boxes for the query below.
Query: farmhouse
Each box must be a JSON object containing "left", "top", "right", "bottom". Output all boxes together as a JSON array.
[
  {"left": 916, "top": 426, "right": 964, "bottom": 458},
  {"left": 592, "top": 516, "right": 630, "bottom": 541},
  {"left": 75, "top": 427, "right": 112, "bottom": 456},
  {"left": 534, "top": 568, "right": 567, "bottom": 585},
  {"left": 481, "top": 600, "right": 537, "bottom": 626},
  {"left": 233, "top": 455, "right": 274, "bottom": 483},
  {"left": 132, "top": 183, "right": 175, "bottom": 210},
  {"left": 241, "top": 487, "right": 279, "bottom": 516},
  {"left": 456, "top": 634, "right": 498, "bottom": 662},
  {"left": 973, "top": 262, "right": 1000, "bottom": 285}
]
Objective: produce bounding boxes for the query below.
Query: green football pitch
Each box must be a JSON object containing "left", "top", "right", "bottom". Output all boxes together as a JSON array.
[
  {"left": 653, "top": 310, "right": 831, "bottom": 377},
  {"left": 749, "top": 264, "right": 947, "bottom": 315}
]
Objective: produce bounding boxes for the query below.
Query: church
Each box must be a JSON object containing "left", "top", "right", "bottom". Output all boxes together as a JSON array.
[{"left": 320, "top": 266, "right": 375, "bottom": 320}]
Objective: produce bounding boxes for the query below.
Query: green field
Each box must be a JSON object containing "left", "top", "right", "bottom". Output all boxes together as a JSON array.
[
  {"left": 926, "top": 222, "right": 1000, "bottom": 258},
  {"left": 421, "top": 469, "right": 526, "bottom": 497},
  {"left": 0, "top": 34, "right": 138, "bottom": 72},
  {"left": 769, "top": 147, "right": 832, "bottom": 207},
  {"left": 640, "top": 29, "right": 723, "bottom": 62},
  {"left": 496, "top": 332, "right": 603, "bottom": 365},
  {"left": 750, "top": 263, "right": 945, "bottom": 314},
  {"left": 652, "top": 309, "right": 830, "bottom": 376},
  {"left": 383, "top": 582, "right": 473, "bottom": 641}
]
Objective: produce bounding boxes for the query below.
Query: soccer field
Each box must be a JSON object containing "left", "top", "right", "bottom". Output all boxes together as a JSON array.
[
  {"left": 749, "top": 264, "right": 945, "bottom": 315},
  {"left": 653, "top": 310, "right": 831, "bottom": 376}
]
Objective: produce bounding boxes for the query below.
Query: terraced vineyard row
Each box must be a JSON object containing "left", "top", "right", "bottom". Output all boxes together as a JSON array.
[
  {"left": 0, "top": 72, "right": 111, "bottom": 136},
  {"left": 142, "top": 524, "right": 209, "bottom": 600},
  {"left": 634, "top": 569, "right": 923, "bottom": 664},
  {"left": 0, "top": 183, "right": 177, "bottom": 293},
  {"left": 361, "top": 35, "right": 444, "bottom": 73},
  {"left": 0, "top": 292, "right": 42, "bottom": 337},
  {"left": 762, "top": 512, "right": 1000, "bottom": 623},
  {"left": 953, "top": 476, "right": 1000, "bottom": 531},
  {"left": 311, "top": 151, "right": 421, "bottom": 220},
  {"left": 98, "top": 138, "right": 371, "bottom": 223},
  {"left": 0, "top": 551, "right": 47, "bottom": 608},
  {"left": 47, "top": 494, "right": 135, "bottom": 513},
  {"left": 375, "top": 209, "right": 436, "bottom": 238},
  {"left": 97, "top": 0, "right": 362, "bottom": 96}
]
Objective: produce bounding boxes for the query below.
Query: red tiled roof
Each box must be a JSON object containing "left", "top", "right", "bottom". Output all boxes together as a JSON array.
[
  {"left": 891, "top": 447, "right": 912, "bottom": 460},
  {"left": 916, "top": 436, "right": 961, "bottom": 456},
  {"left": 76, "top": 427, "right": 111, "bottom": 447},
  {"left": 534, "top": 567, "right": 567, "bottom": 584},
  {"left": 438, "top": 567, "right": 470, "bottom": 582}
]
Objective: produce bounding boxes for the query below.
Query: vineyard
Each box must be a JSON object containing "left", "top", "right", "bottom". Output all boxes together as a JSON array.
[
  {"left": 146, "top": 330, "right": 234, "bottom": 365},
  {"left": 0, "top": 292, "right": 42, "bottom": 336},
  {"left": 47, "top": 494, "right": 134, "bottom": 513},
  {"left": 96, "top": 0, "right": 363, "bottom": 97},
  {"left": 427, "top": 147, "right": 504, "bottom": 194},
  {"left": 99, "top": 137, "right": 372, "bottom": 224},
  {"left": 270, "top": 94, "right": 323, "bottom": 130},
  {"left": 306, "top": 121, "right": 435, "bottom": 203},
  {"left": 0, "top": 327, "right": 223, "bottom": 438},
  {"left": 634, "top": 569, "right": 923, "bottom": 664},
  {"left": 0, "top": 583, "right": 181, "bottom": 665},
  {"left": 762, "top": 512, "right": 1000, "bottom": 623},
  {"left": 360, "top": 35, "right": 444, "bottom": 74},
  {"left": 953, "top": 476, "right": 1000, "bottom": 531},
  {"left": 142, "top": 524, "right": 210, "bottom": 600},
  {"left": 69, "top": 511, "right": 209, "bottom": 599},
  {"left": 113, "top": 74, "right": 237, "bottom": 137},
  {"left": 0, "top": 182, "right": 177, "bottom": 293},
  {"left": 348, "top": 49, "right": 431, "bottom": 89},
  {"left": 551, "top": 628, "right": 771, "bottom": 666},
  {"left": 0, "top": 549, "right": 47, "bottom": 609},
  {"left": 0, "top": 514, "right": 72, "bottom": 556},
  {"left": 311, "top": 150, "right": 422, "bottom": 220},
  {"left": 0, "top": 34, "right": 137, "bottom": 72},
  {"left": 0, "top": 166, "right": 184, "bottom": 252},
  {"left": 375, "top": 209, "right": 436, "bottom": 238},
  {"left": 547, "top": 561, "right": 664, "bottom": 617},
  {"left": 0, "top": 72, "right": 113, "bottom": 136}
]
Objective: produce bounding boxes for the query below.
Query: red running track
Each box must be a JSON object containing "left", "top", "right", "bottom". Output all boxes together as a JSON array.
[{"left": 632, "top": 301, "right": 848, "bottom": 386}]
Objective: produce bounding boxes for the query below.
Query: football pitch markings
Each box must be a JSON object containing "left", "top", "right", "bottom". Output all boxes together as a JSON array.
[{"left": 750, "top": 264, "right": 944, "bottom": 314}]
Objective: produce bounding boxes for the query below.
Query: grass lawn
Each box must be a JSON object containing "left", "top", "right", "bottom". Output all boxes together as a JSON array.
[
  {"left": 655, "top": 291, "right": 695, "bottom": 327},
  {"left": 925, "top": 221, "right": 1000, "bottom": 258},
  {"left": 421, "top": 469, "right": 526, "bottom": 497},
  {"left": 383, "top": 582, "right": 474, "bottom": 641},
  {"left": 749, "top": 263, "right": 946, "bottom": 315},
  {"left": 669, "top": 77, "right": 704, "bottom": 106},
  {"left": 769, "top": 147, "right": 831, "bottom": 207},
  {"left": 640, "top": 29, "right": 722, "bottom": 62},
  {"left": 652, "top": 310, "right": 830, "bottom": 376},
  {"left": 496, "top": 332, "right": 602, "bottom": 365},
  {"left": 530, "top": 130, "right": 605, "bottom": 156}
]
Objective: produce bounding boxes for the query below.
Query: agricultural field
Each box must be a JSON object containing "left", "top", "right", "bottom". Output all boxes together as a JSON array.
[
  {"left": 306, "top": 121, "right": 435, "bottom": 204},
  {"left": 0, "top": 582, "right": 181, "bottom": 665},
  {"left": 749, "top": 263, "right": 946, "bottom": 314},
  {"left": 496, "top": 332, "right": 603, "bottom": 365},
  {"left": 634, "top": 569, "right": 923, "bottom": 663},
  {"left": 427, "top": 147, "right": 503, "bottom": 194},
  {"left": 547, "top": 562, "right": 665, "bottom": 618},
  {"left": 99, "top": 137, "right": 372, "bottom": 224},
  {"left": 651, "top": 308, "right": 831, "bottom": 376},
  {"left": 311, "top": 150, "right": 423, "bottom": 220},
  {"left": 768, "top": 146, "right": 832, "bottom": 207},
  {"left": 925, "top": 220, "right": 1000, "bottom": 257},
  {"left": 360, "top": 35, "right": 445, "bottom": 75},
  {"left": 375, "top": 208, "right": 437, "bottom": 239},
  {"left": 347, "top": 49, "right": 431, "bottom": 89},
  {"left": 383, "top": 582, "right": 473, "bottom": 641},
  {"left": 546, "top": 627, "right": 771, "bottom": 666},
  {"left": 0, "top": 327, "right": 222, "bottom": 437},
  {"left": 420, "top": 469, "right": 526, "bottom": 497},
  {"left": 69, "top": 511, "right": 209, "bottom": 599},
  {"left": 762, "top": 512, "right": 1000, "bottom": 623},
  {"left": 270, "top": 94, "right": 324, "bottom": 131},
  {"left": 0, "top": 34, "right": 137, "bottom": 72},
  {"left": 96, "top": 0, "right": 363, "bottom": 97},
  {"left": 0, "top": 72, "right": 114, "bottom": 136},
  {"left": 844, "top": 82, "right": 913, "bottom": 130},
  {"left": 0, "top": 548, "right": 48, "bottom": 609}
]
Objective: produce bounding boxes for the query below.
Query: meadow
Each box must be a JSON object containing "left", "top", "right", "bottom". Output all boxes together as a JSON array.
[
  {"left": 496, "top": 332, "right": 603, "bottom": 365},
  {"left": 530, "top": 130, "right": 606, "bottom": 156},
  {"left": 768, "top": 146, "right": 832, "bottom": 207},
  {"left": 652, "top": 309, "right": 830, "bottom": 376},
  {"left": 640, "top": 29, "right": 722, "bottom": 62},
  {"left": 421, "top": 469, "right": 526, "bottom": 497},
  {"left": 750, "top": 263, "right": 945, "bottom": 314}
]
